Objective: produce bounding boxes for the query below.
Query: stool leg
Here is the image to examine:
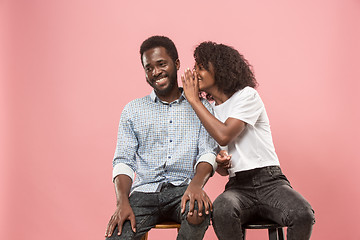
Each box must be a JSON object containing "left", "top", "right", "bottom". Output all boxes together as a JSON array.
[
  {"left": 141, "top": 232, "right": 148, "bottom": 240},
  {"left": 242, "top": 228, "right": 246, "bottom": 240},
  {"left": 277, "top": 227, "right": 284, "bottom": 240},
  {"left": 268, "top": 228, "right": 278, "bottom": 240}
]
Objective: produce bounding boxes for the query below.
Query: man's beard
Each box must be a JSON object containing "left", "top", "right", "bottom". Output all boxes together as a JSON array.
[{"left": 149, "top": 71, "right": 177, "bottom": 97}]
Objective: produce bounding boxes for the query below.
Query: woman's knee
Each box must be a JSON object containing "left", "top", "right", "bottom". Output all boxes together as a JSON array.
[
  {"left": 289, "top": 207, "right": 315, "bottom": 227},
  {"left": 213, "top": 193, "right": 238, "bottom": 219}
]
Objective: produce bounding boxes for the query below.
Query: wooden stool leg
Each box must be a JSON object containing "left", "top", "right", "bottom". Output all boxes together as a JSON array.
[
  {"left": 141, "top": 232, "right": 148, "bottom": 240},
  {"left": 268, "top": 228, "right": 278, "bottom": 240},
  {"left": 141, "top": 222, "right": 180, "bottom": 239},
  {"left": 277, "top": 227, "right": 284, "bottom": 240}
]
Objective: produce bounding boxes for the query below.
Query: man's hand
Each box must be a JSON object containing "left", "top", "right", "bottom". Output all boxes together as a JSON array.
[
  {"left": 105, "top": 200, "right": 136, "bottom": 237},
  {"left": 180, "top": 183, "right": 212, "bottom": 217},
  {"left": 216, "top": 150, "right": 231, "bottom": 169}
]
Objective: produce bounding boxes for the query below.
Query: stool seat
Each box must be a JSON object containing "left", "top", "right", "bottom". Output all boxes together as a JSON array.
[
  {"left": 242, "top": 221, "right": 284, "bottom": 240},
  {"left": 243, "top": 221, "right": 283, "bottom": 229},
  {"left": 153, "top": 221, "right": 181, "bottom": 229}
]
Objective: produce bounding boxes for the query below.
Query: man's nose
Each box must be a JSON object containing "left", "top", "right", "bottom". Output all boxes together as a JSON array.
[{"left": 153, "top": 66, "right": 162, "bottom": 76}]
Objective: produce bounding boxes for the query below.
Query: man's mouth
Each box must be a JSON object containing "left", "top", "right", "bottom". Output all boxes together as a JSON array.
[{"left": 154, "top": 77, "right": 168, "bottom": 85}]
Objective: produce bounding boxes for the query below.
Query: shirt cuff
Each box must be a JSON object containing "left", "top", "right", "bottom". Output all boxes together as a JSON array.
[
  {"left": 194, "top": 153, "right": 218, "bottom": 176},
  {"left": 112, "top": 163, "right": 135, "bottom": 182}
]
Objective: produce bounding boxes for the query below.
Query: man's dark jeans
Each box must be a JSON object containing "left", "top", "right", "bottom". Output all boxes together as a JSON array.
[
  {"left": 106, "top": 184, "right": 210, "bottom": 240},
  {"left": 212, "top": 166, "right": 315, "bottom": 240}
]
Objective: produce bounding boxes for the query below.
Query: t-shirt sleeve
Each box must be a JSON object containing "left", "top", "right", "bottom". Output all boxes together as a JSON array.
[{"left": 228, "top": 88, "right": 264, "bottom": 126}]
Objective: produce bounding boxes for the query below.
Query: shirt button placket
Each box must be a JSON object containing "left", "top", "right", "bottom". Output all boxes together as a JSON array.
[{"left": 167, "top": 103, "right": 174, "bottom": 170}]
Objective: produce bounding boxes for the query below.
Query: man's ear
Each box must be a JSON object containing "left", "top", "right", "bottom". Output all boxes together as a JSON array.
[{"left": 175, "top": 59, "right": 180, "bottom": 70}]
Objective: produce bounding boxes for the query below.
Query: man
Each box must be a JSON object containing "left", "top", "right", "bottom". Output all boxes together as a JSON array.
[{"left": 105, "top": 36, "right": 218, "bottom": 240}]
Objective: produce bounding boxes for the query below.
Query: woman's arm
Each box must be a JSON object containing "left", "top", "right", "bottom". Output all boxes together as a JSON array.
[{"left": 181, "top": 69, "right": 245, "bottom": 146}]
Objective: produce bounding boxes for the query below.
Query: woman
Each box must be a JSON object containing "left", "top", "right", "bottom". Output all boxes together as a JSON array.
[{"left": 181, "top": 42, "right": 315, "bottom": 240}]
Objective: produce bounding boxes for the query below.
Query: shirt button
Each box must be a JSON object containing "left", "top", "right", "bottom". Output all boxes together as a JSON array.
[
  {"left": 168, "top": 156, "right": 171, "bottom": 159},
  {"left": 169, "top": 120, "right": 172, "bottom": 123},
  {"left": 170, "top": 140, "right": 172, "bottom": 142}
]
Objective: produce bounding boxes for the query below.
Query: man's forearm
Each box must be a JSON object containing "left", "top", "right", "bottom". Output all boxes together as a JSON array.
[
  {"left": 190, "top": 162, "right": 213, "bottom": 188},
  {"left": 106, "top": 174, "right": 135, "bottom": 237},
  {"left": 114, "top": 174, "right": 132, "bottom": 206}
]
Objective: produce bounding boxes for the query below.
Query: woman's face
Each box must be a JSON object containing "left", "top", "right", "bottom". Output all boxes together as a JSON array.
[{"left": 194, "top": 62, "right": 216, "bottom": 92}]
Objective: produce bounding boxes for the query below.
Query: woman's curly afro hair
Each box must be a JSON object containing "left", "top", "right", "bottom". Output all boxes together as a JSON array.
[{"left": 194, "top": 41, "right": 258, "bottom": 100}]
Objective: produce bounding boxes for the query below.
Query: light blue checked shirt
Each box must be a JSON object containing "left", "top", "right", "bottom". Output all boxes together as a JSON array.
[{"left": 113, "top": 89, "right": 218, "bottom": 193}]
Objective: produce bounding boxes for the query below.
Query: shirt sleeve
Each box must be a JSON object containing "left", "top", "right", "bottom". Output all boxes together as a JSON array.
[
  {"left": 112, "top": 105, "right": 138, "bottom": 182},
  {"left": 228, "top": 88, "right": 264, "bottom": 126},
  {"left": 194, "top": 100, "right": 218, "bottom": 175}
]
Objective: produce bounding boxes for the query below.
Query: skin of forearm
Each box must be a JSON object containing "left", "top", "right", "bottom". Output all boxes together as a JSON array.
[
  {"left": 114, "top": 174, "right": 132, "bottom": 206},
  {"left": 190, "top": 162, "right": 213, "bottom": 188},
  {"left": 189, "top": 99, "right": 243, "bottom": 146}
]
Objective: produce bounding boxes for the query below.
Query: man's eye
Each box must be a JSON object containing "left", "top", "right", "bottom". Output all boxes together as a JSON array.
[{"left": 146, "top": 68, "right": 152, "bottom": 72}]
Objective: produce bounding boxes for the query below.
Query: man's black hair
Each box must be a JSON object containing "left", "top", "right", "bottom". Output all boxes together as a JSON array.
[{"left": 140, "top": 36, "right": 179, "bottom": 66}]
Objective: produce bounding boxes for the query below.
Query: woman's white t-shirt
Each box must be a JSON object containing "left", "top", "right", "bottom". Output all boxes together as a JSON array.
[{"left": 212, "top": 87, "right": 280, "bottom": 177}]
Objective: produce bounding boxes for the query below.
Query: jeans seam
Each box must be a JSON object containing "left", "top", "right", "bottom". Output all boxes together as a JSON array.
[
  {"left": 136, "top": 209, "right": 158, "bottom": 234},
  {"left": 260, "top": 203, "right": 289, "bottom": 226}
]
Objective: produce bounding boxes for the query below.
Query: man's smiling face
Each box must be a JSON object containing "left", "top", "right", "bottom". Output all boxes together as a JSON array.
[{"left": 142, "top": 46, "right": 179, "bottom": 97}]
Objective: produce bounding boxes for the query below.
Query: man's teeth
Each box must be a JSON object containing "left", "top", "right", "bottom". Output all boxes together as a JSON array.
[{"left": 155, "top": 77, "right": 167, "bottom": 84}]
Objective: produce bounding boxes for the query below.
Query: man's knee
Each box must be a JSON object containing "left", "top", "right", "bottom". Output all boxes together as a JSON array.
[
  {"left": 182, "top": 201, "right": 210, "bottom": 226},
  {"left": 106, "top": 223, "right": 135, "bottom": 240},
  {"left": 186, "top": 210, "right": 205, "bottom": 225}
]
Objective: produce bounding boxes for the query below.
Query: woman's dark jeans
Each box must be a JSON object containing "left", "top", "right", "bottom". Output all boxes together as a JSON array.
[
  {"left": 212, "top": 166, "right": 315, "bottom": 240},
  {"left": 106, "top": 184, "right": 210, "bottom": 240}
]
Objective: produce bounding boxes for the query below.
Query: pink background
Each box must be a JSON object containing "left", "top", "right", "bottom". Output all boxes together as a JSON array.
[{"left": 1, "top": 0, "right": 360, "bottom": 239}]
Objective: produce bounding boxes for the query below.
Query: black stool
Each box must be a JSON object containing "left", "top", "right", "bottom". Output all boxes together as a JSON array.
[{"left": 242, "top": 221, "right": 284, "bottom": 240}]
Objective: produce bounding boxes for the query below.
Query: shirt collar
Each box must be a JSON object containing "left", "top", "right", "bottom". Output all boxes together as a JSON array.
[{"left": 150, "top": 88, "right": 186, "bottom": 104}]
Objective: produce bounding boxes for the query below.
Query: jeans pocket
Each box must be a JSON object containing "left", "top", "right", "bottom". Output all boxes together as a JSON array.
[
  {"left": 129, "top": 191, "right": 151, "bottom": 207},
  {"left": 224, "top": 177, "right": 236, "bottom": 190},
  {"left": 269, "top": 167, "right": 291, "bottom": 185}
]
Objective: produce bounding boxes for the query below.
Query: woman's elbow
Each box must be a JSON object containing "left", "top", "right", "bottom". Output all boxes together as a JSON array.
[
  {"left": 216, "top": 136, "right": 231, "bottom": 146},
  {"left": 216, "top": 126, "right": 244, "bottom": 146}
]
